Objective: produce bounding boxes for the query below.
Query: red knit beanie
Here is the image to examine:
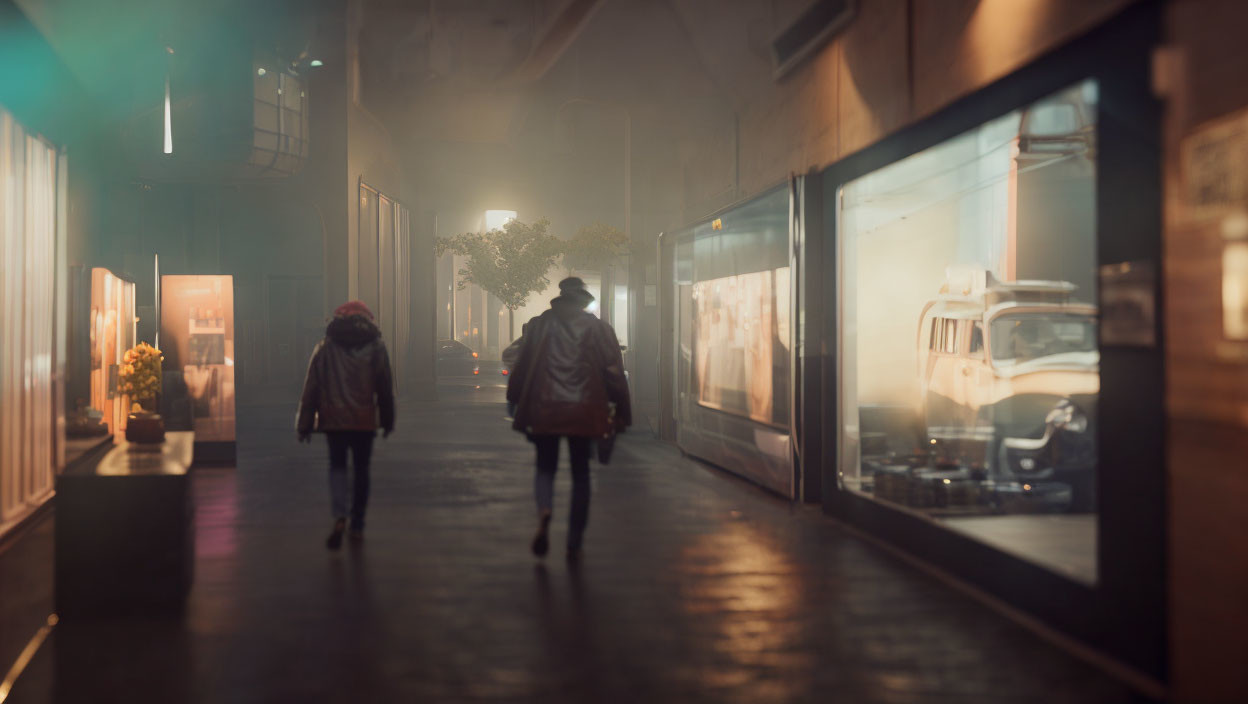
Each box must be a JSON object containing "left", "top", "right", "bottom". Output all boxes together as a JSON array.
[{"left": 334, "top": 300, "right": 374, "bottom": 320}]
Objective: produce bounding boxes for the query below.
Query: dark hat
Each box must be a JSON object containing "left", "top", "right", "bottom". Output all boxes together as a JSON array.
[{"left": 558, "top": 276, "right": 594, "bottom": 302}]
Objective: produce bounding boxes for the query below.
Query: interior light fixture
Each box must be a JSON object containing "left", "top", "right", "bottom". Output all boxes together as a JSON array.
[
  {"left": 257, "top": 67, "right": 267, "bottom": 76},
  {"left": 310, "top": 59, "right": 324, "bottom": 67}
]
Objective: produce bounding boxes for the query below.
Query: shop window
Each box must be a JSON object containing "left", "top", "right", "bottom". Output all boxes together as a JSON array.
[
  {"left": 969, "top": 322, "right": 984, "bottom": 356},
  {"left": 683, "top": 187, "right": 792, "bottom": 429},
  {"left": 89, "top": 269, "right": 136, "bottom": 441},
  {"left": 160, "top": 275, "right": 237, "bottom": 457},
  {"left": 837, "top": 79, "right": 1100, "bottom": 583},
  {"left": 249, "top": 64, "right": 308, "bottom": 176}
]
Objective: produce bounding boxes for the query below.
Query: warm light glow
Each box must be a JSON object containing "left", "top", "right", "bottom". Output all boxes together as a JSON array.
[
  {"left": 163, "top": 76, "right": 173, "bottom": 155},
  {"left": 472, "top": 352, "right": 478, "bottom": 358},
  {"left": 484, "top": 209, "right": 517, "bottom": 232}
]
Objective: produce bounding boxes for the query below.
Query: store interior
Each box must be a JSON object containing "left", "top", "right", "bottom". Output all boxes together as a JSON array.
[{"left": 837, "top": 80, "right": 1100, "bottom": 583}]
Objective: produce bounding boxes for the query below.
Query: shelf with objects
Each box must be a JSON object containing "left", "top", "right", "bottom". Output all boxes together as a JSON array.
[{"left": 160, "top": 274, "right": 237, "bottom": 464}]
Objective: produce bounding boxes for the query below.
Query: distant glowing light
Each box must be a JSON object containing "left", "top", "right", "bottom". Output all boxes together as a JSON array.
[
  {"left": 484, "top": 209, "right": 517, "bottom": 232},
  {"left": 310, "top": 59, "right": 323, "bottom": 67},
  {"left": 257, "top": 67, "right": 267, "bottom": 76},
  {"left": 163, "top": 76, "right": 172, "bottom": 154}
]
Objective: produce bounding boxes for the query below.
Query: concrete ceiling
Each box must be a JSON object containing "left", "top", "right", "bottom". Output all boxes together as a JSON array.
[{"left": 358, "top": 0, "right": 816, "bottom": 147}]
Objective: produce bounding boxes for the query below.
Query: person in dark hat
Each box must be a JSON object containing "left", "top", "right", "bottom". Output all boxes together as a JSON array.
[
  {"left": 506, "top": 277, "right": 632, "bottom": 563},
  {"left": 297, "top": 300, "right": 396, "bottom": 549}
]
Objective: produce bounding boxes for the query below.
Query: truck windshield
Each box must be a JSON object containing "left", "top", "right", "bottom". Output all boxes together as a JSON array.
[{"left": 990, "top": 313, "right": 1095, "bottom": 363}]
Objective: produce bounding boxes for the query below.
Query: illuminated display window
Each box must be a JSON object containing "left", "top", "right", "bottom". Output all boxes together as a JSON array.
[{"left": 837, "top": 79, "right": 1100, "bottom": 583}]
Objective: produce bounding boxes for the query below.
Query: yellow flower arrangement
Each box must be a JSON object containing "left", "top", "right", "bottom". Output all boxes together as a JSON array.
[{"left": 119, "top": 341, "right": 163, "bottom": 409}]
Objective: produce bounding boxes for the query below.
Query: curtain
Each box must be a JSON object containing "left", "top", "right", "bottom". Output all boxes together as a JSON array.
[{"left": 0, "top": 107, "right": 62, "bottom": 529}]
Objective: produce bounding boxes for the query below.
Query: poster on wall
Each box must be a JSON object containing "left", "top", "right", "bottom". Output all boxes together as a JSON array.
[
  {"left": 160, "top": 275, "right": 236, "bottom": 462},
  {"left": 692, "top": 268, "right": 790, "bottom": 427}
]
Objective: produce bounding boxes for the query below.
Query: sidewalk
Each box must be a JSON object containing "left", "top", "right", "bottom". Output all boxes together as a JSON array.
[{"left": 3, "top": 383, "right": 1149, "bottom": 702}]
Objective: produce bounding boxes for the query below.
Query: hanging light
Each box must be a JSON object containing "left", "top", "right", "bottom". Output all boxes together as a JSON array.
[{"left": 163, "top": 75, "right": 172, "bottom": 154}]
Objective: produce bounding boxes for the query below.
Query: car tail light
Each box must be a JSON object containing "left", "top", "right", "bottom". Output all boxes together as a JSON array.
[{"left": 501, "top": 369, "right": 509, "bottom": 376}]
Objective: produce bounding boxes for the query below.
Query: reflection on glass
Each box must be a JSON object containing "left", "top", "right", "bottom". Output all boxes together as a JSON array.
[
  {"left": 837, "top": 80, "right": 1099, "bottom": 583},
  {"left": 89, "top": 268, "right": 136, "bottom": 440}
]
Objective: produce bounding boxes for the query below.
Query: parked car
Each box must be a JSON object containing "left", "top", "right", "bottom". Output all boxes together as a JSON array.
[
  {"left": 916, "top": 271, "right": 1098, "bottom": 511},
  {"left": 437, "top": 339, "right": 479, "bottom": 376}
]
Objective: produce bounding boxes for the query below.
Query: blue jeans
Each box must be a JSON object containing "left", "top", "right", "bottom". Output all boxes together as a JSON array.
[
  {"left": 533, "top": 435, "right": 592, "bottom": 550},
  {"left": 327, "top": 431, "right": 374, "bottom": 528}
]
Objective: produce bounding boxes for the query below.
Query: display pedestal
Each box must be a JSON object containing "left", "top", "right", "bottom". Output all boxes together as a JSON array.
[{"left": 55, "top": 432, "right": 195, "bottom": 619}]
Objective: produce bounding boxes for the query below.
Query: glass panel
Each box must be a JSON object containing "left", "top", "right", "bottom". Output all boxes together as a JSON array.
[
  {"left": 613, "top": 283, "right": 629, "bottom": 347},
  {"left": 160, "top": 275, "right": 237, "bottom": 443},
  {"left": 379, "top": 195, "right": 394, "bottom": 341},
  {"left": 837, "top": 80, "right": 1099, "bottom": 583},
  {"left": 682, "top": 186, "right": 791, "bottom": 428},
  {"left": 358, "top": 186, "right": 379, "bottom": 312},
  {"left": 89, "top": 268, "right": 136, "bottom": 440}
]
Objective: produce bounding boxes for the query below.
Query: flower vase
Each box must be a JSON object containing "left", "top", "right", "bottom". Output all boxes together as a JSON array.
[{"left": 126, "top": 400, "right": 165, "bottom": 445}]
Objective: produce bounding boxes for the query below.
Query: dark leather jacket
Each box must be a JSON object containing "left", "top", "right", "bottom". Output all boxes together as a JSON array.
[
  {"left": 297, "top": 315, "right": 395, "bottom": 434},
  {"left": 507, "top": 297, "right": 631, "bottom": 437}
]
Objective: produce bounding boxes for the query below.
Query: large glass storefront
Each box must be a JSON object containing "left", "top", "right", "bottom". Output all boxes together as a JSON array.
[
  {"left": 669, "top": 186, "right": 796, "bottom": 495},
  {"left": 820, "top": 3, "right": 1164, "bottom": 677},
  {"left": 837, "top": 80, "right": 1100, "bottom": 583}
]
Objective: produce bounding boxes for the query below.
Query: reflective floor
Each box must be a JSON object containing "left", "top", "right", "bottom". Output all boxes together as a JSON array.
[{"left": 2, "top": 382, "right": 1149, "bottom": 702}]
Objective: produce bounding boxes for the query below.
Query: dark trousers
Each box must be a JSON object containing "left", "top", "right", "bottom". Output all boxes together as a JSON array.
[
  {"left": 533, "top": 435, "right": 592, "bottom": 550},
  {"left": 326, "top": 431, "right": 374, "bottom": 528}
]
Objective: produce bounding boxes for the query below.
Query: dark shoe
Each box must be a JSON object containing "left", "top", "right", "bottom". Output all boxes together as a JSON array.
[
  {"left": 349, "top": 529, "right": 364, "bottom": 542},
  {"left": 326, "top": 518, "right": 346, "bottom": 550},
  {"left": 531, "top": 511, "right": 552, "bottom": 558},
  {"left": 565, "top": 546, "right": 582, "bottom": 565}
]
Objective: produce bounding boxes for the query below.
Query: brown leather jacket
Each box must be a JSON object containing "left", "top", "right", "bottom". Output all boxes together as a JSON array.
[
  {"left": 296, "top": 315, "right": 395, "bottom": 434},
  {"left": 507, "top": 297, "right": 631, "bottom": 437}
]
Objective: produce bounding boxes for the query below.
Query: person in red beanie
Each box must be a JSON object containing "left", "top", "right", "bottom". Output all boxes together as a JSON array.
[{"left": 297, "top": 300, "right": 396, "bottom": 549}]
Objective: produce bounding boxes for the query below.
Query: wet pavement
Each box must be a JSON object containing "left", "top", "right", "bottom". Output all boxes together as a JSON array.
[{"left": 2, "top": 380, "right": 1149, "bottom": 703}]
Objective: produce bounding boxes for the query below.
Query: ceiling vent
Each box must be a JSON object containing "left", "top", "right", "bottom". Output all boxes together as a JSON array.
[{"left": 771, "top": 0, "right": 857, "bottom": 79}]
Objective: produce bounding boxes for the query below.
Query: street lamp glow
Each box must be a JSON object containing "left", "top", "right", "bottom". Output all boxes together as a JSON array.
[{"left": 484, "top": 209, "right": 517, "bottom": 232}]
